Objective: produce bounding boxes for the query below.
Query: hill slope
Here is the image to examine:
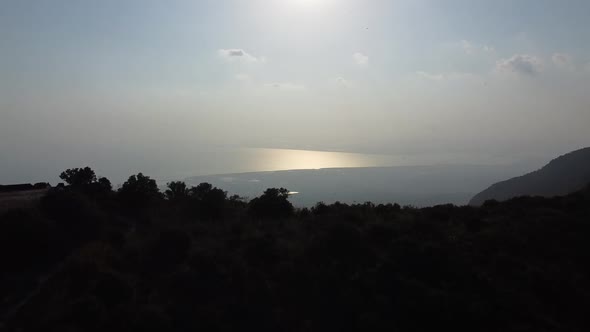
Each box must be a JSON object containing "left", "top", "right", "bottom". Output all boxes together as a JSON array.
[
  {"left": 3, "top": 178, "right": 590, "bottom": 331},
  {"left": 470, "top": 147, "right": 590, "bottom": 206}
]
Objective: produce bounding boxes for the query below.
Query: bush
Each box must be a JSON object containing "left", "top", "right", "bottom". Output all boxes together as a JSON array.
[
  {"left": 248, "top": 188, "right": 294, "bottom": 219},
  {"left": 165, "top": 181, "right": 189, "bottom": 202},
  {"left": 118, "top": 173, "right": 162, "bottom": 209},
  {"left": 188, "top": 183, "right": 228, "bottom": 219},
  {"left": 0, "top": 209, "right": 52, "bottom": 271}
]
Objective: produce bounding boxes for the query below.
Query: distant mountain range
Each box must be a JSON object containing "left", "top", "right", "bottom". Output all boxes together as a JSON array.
[
  {"left": 186, "top": 164, "right": 531, "bottom": 207},
  {"left": 470, "top": 147, "right": 590, "bottom": 206}
]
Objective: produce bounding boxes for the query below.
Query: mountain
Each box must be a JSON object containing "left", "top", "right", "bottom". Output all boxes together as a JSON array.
[
  {"left": 186, "top": 164, "right": 531, "bottom": 207},
  {"left": 469, "top": 147, "right": 590, "bottom": 206}
]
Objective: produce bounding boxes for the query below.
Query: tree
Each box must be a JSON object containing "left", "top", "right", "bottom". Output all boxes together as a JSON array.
[
  {"left": 60, "top": 167, "right": 97, "bottom": 188},
  {"left": 118, "top": 173, "right": 162, "bottom": 208},
  {"left": 165, "top": 181, "right": 189, "bottom": 202},
  {"left": 188, "top": 183, "right": 214, "bottom": 200},
  {"left": 58, "top": 167, "right": 112, "bottom": 197},
  {"left": 248, "top": 188, "right": 294, "bottom": 219},
  {"left": 97, "top": 177, "right": 112, "bottom": 192},
  {"left": 188, "top": 183, "right": 227, "bottom": 218}
]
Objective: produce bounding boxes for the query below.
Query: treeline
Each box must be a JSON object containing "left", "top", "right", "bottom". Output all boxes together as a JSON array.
[
  {"left": 52, "top": 167, "right": 295, "bottom": 218},
  {"left": 1, "top": 167, "right": 590, "bottom": 332}
]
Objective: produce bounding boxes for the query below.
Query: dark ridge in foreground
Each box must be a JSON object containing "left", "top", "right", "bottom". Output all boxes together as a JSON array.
[
  {"left": 1, "top": 167, "right": 590, "bottom": 332},
  {"left": 470, "top": 147, "right": 590, "bottom": 206}
]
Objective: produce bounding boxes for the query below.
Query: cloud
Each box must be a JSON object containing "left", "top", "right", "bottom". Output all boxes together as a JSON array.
[
  {"left": 353, "top": 52, "right": 369, "bottom": 66},
  {"left": 336, "top": 77, "right": 352, "bottom": 87},
  {"left": 482, "top": 45, "right": 495, "bottom": 53},
  {"left": 416, "top": 71, "right": 445, "bottom": 81},
  {"left": 415, "top": 71, "right": 477, "bottom": 82},
  {"left": 228, "top": 49, "right": 244, "bottom": 56},
  {"left": 218, "top": 49, "right": 265, "bottom": 63},
  {"left": 461, "top": 40, "right": 495, "bottom": 54},
  {"left": 265, "top": 82, "right": 307, "bottom": 91},
  {"left": 496, "top": 54, "right": 542, "bottom": 76},
  {"left": 235, "top": 73, "right": 251, "bottom": 82},
  {"left": 552, "top": 53, "right": 574, "bottom": 71},
  {"left": 461, "top": 40, "right": 475, "bottom": 55}
]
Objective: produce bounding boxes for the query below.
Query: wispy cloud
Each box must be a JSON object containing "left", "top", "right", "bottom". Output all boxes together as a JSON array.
[
  {"left": 552, "top": 53, "right": 574, "bottom": 71},
  {"left": 218, "top": 49, "right": 266, "bottom": 63},
  {"left": 415, "top": 71, "right": 476, "bottom": 81},
  {"left": 461, "top": 40, "right": 475, "bottom": 54},
  {"left": 416, "top": 71, "right": 444, "bottom": 81},
  {"left": 235, "top": 73, "right": 251, "bottom": 82},
  {"left": 482, "top": 45, "right": 495, "bottom": 53},
  {"left": 496, "top": 54, "right": 542, "bottom": 76},
  {"left": 265, "top": 82, "right": 307, "bottom": 91},
  {"left": 461, "top": 40, "right": 495, "bottom": 55},
  {"left": 336, "top": 77, "right": 353, "bottom": 88},
  {"left": 353, "top": 52, "right": 369, "bottom": 66}
]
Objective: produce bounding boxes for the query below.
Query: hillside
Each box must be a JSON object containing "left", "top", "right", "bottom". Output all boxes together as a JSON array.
[
  {"left": 0, "top": 184, "right": 51, "bottom": 212},
  {"left": 1, "top": 176, "right": 590, "bottom": 331},
  {"left": 1, "top": 167, "right": 590, "bottom": 331},
  {"left": 470, "top": 147, "right": 590, "bottom": 206}
]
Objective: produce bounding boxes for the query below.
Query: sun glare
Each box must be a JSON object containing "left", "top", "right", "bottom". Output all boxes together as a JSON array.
[
  {"left": 288, "top": 0, "right": 328, "bottom": 9},
  {"left": 296, "top": 0, "right": 318, "bottom": 5}
]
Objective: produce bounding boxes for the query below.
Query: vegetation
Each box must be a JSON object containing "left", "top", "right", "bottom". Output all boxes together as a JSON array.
[
  {"left": 248, "top": 187, "right": 294, "bottom": 218},
  {"left": 1, "top": 167, "right": 589, "bottom": 331}
]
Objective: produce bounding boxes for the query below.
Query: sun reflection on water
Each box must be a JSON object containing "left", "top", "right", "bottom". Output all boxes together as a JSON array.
[{"left": 246, "top": 148, "right": 392, "bottom": 172}]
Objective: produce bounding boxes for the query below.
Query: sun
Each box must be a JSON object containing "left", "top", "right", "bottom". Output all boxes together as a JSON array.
[
  {"left": 296, "top": 0, "right": 319, "bottom": 5},
  {"left": 288, "top": 0, "right": 327, "bottom": 8}
]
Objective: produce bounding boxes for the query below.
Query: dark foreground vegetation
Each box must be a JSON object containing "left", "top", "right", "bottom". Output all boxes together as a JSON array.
[{"left": 1, "top": 167, "right": 590, "bottom": 331}]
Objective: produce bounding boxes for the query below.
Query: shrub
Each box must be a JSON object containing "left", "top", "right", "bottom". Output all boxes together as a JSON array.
[{"left": 248, "top": 188, "right": 294, "bottom": 219}]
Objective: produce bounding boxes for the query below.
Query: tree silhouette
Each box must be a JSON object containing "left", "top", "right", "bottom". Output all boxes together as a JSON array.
[
  {"left": 97, "top": 177, "right": 112, "bottom": 192},
  {"left": 118, "top": 173, "right": 162, "bottom": 208},
  {"left": 59, "top": 167, "right": 112, "bottom": 197},
  {"left": 165, "top": 181, "right": 189, "bottom": 202},
  {"left": 188, "top": 182, "right": 227, "bottom": 218},
  {"left": 188, "top": 183, "right": 214, "bottom": 200},
  {"left": 249, "top": 188, "right": 294, "bottom": 218},
  {"left": 60, "top": 167, "right": 97, "bottom": 188}
]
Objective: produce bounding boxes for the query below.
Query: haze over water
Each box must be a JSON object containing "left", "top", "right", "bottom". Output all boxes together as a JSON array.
[
  {"left": 2, "top": 0, "right": 587, "bottom": 187},
  {"left": 0, "top": 145, "right": 542, "bottom": 188}
]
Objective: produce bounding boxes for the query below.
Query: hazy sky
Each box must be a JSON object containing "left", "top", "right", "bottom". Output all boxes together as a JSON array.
[{"left": 1, "top": 0, "right": 590, "bottom": 182}]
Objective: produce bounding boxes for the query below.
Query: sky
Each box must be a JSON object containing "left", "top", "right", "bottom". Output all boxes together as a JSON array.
[{"left": 1, "top": 0, "right": 590, "bottom": 183}]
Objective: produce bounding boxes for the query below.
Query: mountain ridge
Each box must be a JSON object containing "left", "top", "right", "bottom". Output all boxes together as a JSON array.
[{"left": 469, "top": 147, "right": 590, "bottom": 206}]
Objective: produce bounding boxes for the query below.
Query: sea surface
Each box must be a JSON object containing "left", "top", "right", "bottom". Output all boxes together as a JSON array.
[{"left": 1, "top": 147, "right": 541, "bottom": 188}]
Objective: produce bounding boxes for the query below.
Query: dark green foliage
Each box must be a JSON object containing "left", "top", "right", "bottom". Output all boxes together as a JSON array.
[
  {"left": 0, "top": 209, "right": 52, "bottom": 271},
  {"left": 165, "top": 181, "right": 189, "bottom": 202},
  {"left": 96, "top": 177, "right": 112, "bottom": 192},
  {"left": 118, "top": 173, "right": 162, "bottom": 208},
  {"left": 2, "top": 171, "right": 590, "bottom": 332},
  {"left": 60, "top": 167, "right": 97, "bottom": 187},
  {"left": 188, "top": 182, "right": 216, "bottom": 200},
  {"left": 58, "top": 167, "right": 112, "bottom": 198},
  {"left": 146, "top": 230, "right": 192, "bottom": 270},
  {"left": 93, "top": 272, "right": 134, "bottom": 307},
  {"left": 40, "top": 189, "right": 102, "bottom": 239},
  {"left": 188, "top": 182, "right": 228, "bottom": 219},
  {"left": 248, "top": 187, "right": 294, "bottom": 218}
]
